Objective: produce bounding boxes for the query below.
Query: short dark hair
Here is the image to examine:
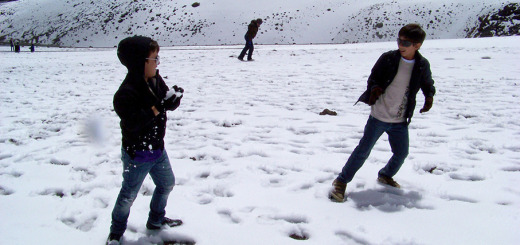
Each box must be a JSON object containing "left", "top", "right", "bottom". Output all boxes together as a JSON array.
[
  {"left": 149, "top": 40, "right": 160, "bottom": 56},
  {"left": 399, "top": 24, "right": 426, "bottom": 44}
]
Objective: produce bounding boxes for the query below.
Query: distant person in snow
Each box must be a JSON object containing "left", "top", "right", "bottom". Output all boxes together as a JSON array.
[
  {"left": 10, "top": 39, "right": 14, "bottom": 52},
  {"left": 329, "top": 24, "right": 436, "bottom": 202},
  {"left": 14, "top": 41, "right": 20, "bottom": 53},
  {"left": 30, "top": 43, "right": 35, "bottom": 53},
  {"left": 107, "top": 36, "right": 184, "bottom": 245},
  {"left": 238, "top": 18, "right": 263, "bottom": 61}
]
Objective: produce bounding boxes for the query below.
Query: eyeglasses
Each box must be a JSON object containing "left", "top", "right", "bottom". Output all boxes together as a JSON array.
[
  {"left": 146, "top": 56, "right": 160, "bottom": 65},
  {"left": 397, "top": 38, "right": 415, "bottom": 47}
]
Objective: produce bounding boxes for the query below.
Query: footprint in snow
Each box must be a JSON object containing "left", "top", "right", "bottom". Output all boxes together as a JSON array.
[
  {"left": 315, "top": 174, "right": 335, "bottom": 184},
  {"left": 49, "top": 158, "right": 70, "bottom": 166},
  {"left": 214, "top": 170, "right": 234, "bottom": 179},
  {"left": 196, "top": 195, "right": 213, "bottom": 205},
  {"left": 448, "top": 173, "right": 485, "bottom": 182},
  {"left": 210, "top": 185, "right": 234, "bottom": 198},
  {"left": 38, "top": 188, "right": 66, "bottom": 198},
  {"left": 440, "top": 194, "right": 478, "bottom": 204},
  {"left": 474, "top": 144, "right": 498, "bottom": 154},
  {"left": 502, "top": 166, "right": 520, "bottom": 172},
  {"left": 263, "top": 177, "right": 286, "bottom": 187},
  {"left": 447, "top": 126, "right": 469, "bottom": 131},
  {"left": 414, "top": 163, "right": 457, "bottom": 175},
  {"left": 287, "top": 126, "right": 320, "bottom": 135},
  {"left": 294, "top": 183, "right": 313, "bottom": 191},
  {"left": 93, "top": 197, "right": 110, "bottom": 209},
  {"left": 197, "top": 171, "right": 210, "bottom": 179},
  {"left": 0, "top": 185, "right": 14, "bottom": 195},
  {"left": 6, "top": 138, "right": 24, "bottom": 146},
  {"left": 60, "top": 213, "right": 98, "bottom": 232},
  {"left": 0, "top": 170, "right": 23, "bottom": 178},
  {"left": 272, "top": 214, "right": 309, "bottom": 224},
  {"left": 194, "top": 186, "right": 234, "bottom": 205},
  {"left": 70, "top": 187, "right": 91, "bottom": 198},
  {"left": 72, "top": 166, "right": 96, "bottom": 182},
  {"left": 0, "top": 154, "right": 13, "bottom": 160},
  {"left": 335, "top": 230, "right": 371, "bottom": 245},
  {"left": 217, "top": 209, "right": 242, "bottom": 224}
]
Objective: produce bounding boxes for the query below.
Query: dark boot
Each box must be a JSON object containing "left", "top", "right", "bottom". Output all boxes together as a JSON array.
[
  {"left": 146, "top": 217, "right": 183, "bottom": 230},
  {"left": 377, "top": 174, "right": 400, "bottom": 188},
  {"left": 106, "top": 233, "right": 122, "bottom": 245},
  {"left": 329, "top": 179, "right": 347, "bottom": 202}
]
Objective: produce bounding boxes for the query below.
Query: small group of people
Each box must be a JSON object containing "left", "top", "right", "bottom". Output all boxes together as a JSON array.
[
  {"left": 107, "top": 22, "right": 436, "bottom": 245},
  {"left": 9, "top": 39, "right": 35, "bottom": 52}
]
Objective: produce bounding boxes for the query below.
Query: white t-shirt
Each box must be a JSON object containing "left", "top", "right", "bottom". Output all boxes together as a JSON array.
[{"left": 371, "top": 57, "right": 415, "bottom": 123}]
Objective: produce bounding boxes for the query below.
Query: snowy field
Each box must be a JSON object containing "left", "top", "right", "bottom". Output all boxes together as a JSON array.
[{"left": 1, "top": 36, "right": 520, "bottom": 244}]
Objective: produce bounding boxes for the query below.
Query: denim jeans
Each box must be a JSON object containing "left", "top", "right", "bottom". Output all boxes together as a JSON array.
[
  {"left": 238, "top": 35, "right": 254, "bottom": 60},
  {"left": 110, "top": 148, "right": 175, "bottom": 235},
  {"left": 337, "top": 116, "right": 409, "bottom": 184}
]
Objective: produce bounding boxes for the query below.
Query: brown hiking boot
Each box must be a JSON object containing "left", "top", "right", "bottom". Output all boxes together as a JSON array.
[
  {"left": 329, "top": 179, "right": 347, "bottom": 202},
  {"left": 377, "top": 174, "right": 400, "bottom": 188}
]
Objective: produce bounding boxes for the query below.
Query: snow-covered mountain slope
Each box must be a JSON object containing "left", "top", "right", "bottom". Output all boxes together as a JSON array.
[{"left": 0, "top": 0, "right": 519, "bottom": 47}]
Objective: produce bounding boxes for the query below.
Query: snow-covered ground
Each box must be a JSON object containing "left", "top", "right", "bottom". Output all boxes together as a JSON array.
[{"left": 1, "top": 36, "right": 519, "bottom": 244}]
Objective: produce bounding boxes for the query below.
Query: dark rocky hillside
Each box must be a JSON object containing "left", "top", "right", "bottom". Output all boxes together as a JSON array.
[{"left": 467, "top": 3, "right": 520, "bottom": 37}]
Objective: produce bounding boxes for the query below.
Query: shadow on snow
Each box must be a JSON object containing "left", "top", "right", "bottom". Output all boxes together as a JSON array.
[{"left": 348, "top": 187, "right": 431, "bottom": 212}]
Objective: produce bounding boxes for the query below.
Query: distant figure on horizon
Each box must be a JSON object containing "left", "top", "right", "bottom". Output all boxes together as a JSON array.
[
  {"left": 14, "top": 41, "right": 20, "bottom": 53},
  {"left": 30, "top": 43, "right": 35, "bottom": 52},
  {"left": 238, "top": 18, "right": 262, "bottom": 61},
  {"left": 329, "top": 24, "right": 436, "bottom": 203},
  {"left": 10, "top": 39, "right": 14, "bottom": 52}
]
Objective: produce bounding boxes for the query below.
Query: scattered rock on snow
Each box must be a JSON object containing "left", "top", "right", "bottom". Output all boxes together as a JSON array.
[
  {"left": 319, "top": 109, "right": 337, "bottom": 116},
  {"left": 289, "top": 231, "right": 309, "bottom": 240}
]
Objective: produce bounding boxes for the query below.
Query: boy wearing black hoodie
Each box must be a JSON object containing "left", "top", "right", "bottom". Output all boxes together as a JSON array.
[
  {"left": 107, "top": 36, "right": 184, "bottom": 244},
  {"left": 329, "top": 24, "right": 436, "bottom": 202}
]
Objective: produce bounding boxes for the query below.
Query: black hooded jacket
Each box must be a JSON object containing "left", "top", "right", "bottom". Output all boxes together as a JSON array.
[
  {"left": 113, "top": 36, "right": 169, "bottom": 158},
  {"left": 357, "top": 50, "right": 436, "bottom": 123},
  {"left": 245, "top": 20, "right": 260, "bottom": 40}
]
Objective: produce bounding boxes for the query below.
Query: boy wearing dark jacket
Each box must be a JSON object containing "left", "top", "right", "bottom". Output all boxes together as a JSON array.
[
  {"left": 107, "top": 36, "right": 184, "bottom": 244},
  {"left": 329, "top": 24, "right": 436, "bottom": 202},
  {"left": 238, "top": 18, "right": 263, "bottom": 61}
]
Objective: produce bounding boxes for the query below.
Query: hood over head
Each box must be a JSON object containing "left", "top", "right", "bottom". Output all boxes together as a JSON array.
[{"left": 117, "top": 36, "right": 154, "bottom": 76}]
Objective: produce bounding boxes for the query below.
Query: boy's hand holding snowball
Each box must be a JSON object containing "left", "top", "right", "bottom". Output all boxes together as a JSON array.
[{"left": 162, "top": 85, "right": 183, "bottom": 111}]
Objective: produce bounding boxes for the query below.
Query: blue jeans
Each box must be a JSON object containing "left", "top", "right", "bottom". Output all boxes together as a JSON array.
[
  {"left": 337, "top": 116, "right": 409, "bottom": 184},
  {"left": 110, "top": 148, "right": 175, "bottom": 235},
  {"left": 238, "top": 36, "right": 254, "bottom": 60}
]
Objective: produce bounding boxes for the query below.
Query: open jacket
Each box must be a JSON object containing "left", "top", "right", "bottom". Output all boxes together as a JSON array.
[
  {"left": 113, "top": 71, "right": 169, "bottom": 158},
  {"left": 357, "top": 50, "right": 436, "bottom": 123}
]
